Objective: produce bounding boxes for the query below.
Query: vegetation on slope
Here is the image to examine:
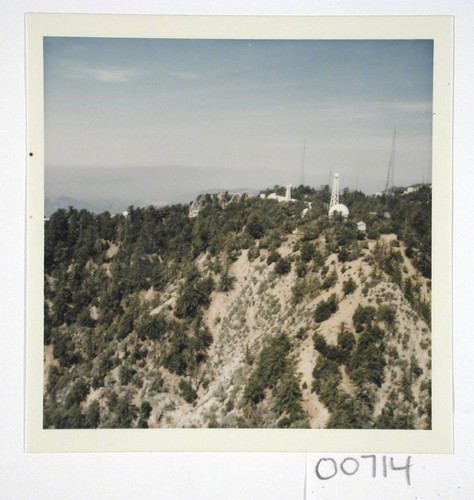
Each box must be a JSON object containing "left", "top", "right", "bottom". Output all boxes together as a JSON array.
[{"left": 43, "top": 184, "right": 432, "bottom": 429}]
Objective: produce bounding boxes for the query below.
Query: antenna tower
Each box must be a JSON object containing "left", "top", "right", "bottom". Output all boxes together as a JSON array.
[
  {"left": 329, "top": 171, "right": 340, "bottom": 210},
  {"left": 384, "top": 129, "right": 396, "bottom": 193},
  {"left": 301, "top": 138, "right": 306, "bottom": 186}
]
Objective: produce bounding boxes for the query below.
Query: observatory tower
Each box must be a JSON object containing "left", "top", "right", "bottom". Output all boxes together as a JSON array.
[{"left": 328, "top": 171, "right": 349, "bottom": 218}]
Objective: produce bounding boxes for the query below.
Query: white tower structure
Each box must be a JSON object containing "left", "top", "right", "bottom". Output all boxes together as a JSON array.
[
  {"left": 285, "top": 184, "right": 292, "bottom": 201},
  {"left": 329, "top": 171, "right": 340, "bottom": 208},
  {"left": 328, "top": 171, "right": 349, "bottom": 218}
]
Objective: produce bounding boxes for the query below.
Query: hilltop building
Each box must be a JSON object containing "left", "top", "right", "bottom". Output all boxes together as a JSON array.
[
  {"left": 262, "top": 183, "right": 296, "bottom": 203},
  {"left": 403, "top": 184, "right": 429, "bottom": 195},
  {"left": 302, "top": 202, "right": 312, "bottom": 217}
]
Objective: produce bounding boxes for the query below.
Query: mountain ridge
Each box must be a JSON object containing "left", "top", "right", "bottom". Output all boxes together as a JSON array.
[{"left": 43, "top": 185, "right": 431, "bottom": 429}]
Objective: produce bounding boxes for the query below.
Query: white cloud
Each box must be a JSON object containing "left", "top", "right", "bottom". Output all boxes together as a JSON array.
[
  {"left": 79, "top": 68, "right": 137, "bottom": 82},
  {"left": 59, "top": 59, "right": 141, "bottom": 83}
]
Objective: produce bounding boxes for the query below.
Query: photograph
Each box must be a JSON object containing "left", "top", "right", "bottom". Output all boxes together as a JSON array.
[{"left": 41, "top": 35, "right": 434, "bottom": 431}]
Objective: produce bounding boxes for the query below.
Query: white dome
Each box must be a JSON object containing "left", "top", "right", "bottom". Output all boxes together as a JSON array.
[{"left": 329, "top": 203, "right": 349, "bottom": 218}]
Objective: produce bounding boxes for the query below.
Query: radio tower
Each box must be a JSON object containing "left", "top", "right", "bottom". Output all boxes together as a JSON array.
[
  {"left": 384, "top": 129, "right": 396, "bottom": 193},
  {"left": 328, "top": 170, "right": 349, "bottom": 218},
  {"left": 301, "top": 138, "right": 306, "bottom": 186},
  {"left": 329, "top": 171, "right": 340, "bottom": 209}
]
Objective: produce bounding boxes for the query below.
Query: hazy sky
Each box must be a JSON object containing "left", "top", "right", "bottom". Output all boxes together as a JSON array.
[{"left": 44, "top": 37, "right": 433, "bottom": 199}]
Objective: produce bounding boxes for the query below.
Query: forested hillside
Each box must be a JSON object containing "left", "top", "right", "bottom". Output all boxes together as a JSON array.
[{"left": 43, "top": 185, "right": 432, "bottom": 429}]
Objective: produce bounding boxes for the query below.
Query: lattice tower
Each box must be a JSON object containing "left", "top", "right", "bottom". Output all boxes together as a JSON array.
[
  {"left": 329, "top": 171, "right": 340, "bottom": 210},
  {"left": 384, "top": 129, "right": 396, "bottom": 193},
  {"left": 301, "top": 138, "right": 306, "bottom": 186}
]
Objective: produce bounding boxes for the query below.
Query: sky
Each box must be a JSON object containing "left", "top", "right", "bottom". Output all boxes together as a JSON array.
[{"left": 44, "top": 37, "right": 433, "bottom": 205}]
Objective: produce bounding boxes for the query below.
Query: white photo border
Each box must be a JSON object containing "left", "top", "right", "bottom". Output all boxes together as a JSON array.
[{"left": 26, "top": 13, "right": 453, "bottom": 453}]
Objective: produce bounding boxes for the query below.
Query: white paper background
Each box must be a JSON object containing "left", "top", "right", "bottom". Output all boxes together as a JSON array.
[{"left": 1, "top": 1, "right": 472, "bottom": 499}]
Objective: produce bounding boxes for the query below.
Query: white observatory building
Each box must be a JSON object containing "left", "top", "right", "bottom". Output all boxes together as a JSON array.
[
  {"left": 264, "top": 183, "right": 296, "bottom": 203},
  {"left": 328, "top": 171, "right": 349, "bottom": 218}
]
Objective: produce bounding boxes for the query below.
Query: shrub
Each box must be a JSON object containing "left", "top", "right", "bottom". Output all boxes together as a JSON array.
[
  {"left": 312, "top": 329, "right": 354, "bottom": 364},
  {"left": 343, "top": 277, "right": 357, "bottom": 295},
  {"left": 313, "top": 251, "right": 325, "bottom": 269},
  {"left": 243, "top": 333, "right": 291, "bottom": 405},
  {"left": 291, "top": 280, "right": 307, "bottom": 305},
  {"left": 111, "top": 394, "right": 138, "bottom": 428},
  {"left": 162, "top": 324, "right": 191, "bottom": 375},
  {"left": 295, "top": 261, "right": 307, "bottom": 277},
  {"left": 312, "top": 356, "right": 342, "bottom": 410},
  {"left": 313, "top": 332, "right": 327, "bottom": 352},
  {"left": 179, "top": 379, "right": 198, "bottom": 403},
  {"left": 314, "top": 294, "right": 338, "bottom": 323},
  {"left": 321, "top": 269, "right": 337, "bottom": 290},
  {"left": 243, "top": 372, "right": 265, "bottom": 404},
  {"left": 273, "top": 371, "right": 305, "bottom": 421},
  {"left": 337, "top": 246, "right": 350, "bottom": 262},
  {"left": 352, "top": 305, "right": 376, "bottom": 332},
  {"left": 257, "top": 333, "right": 291, "bottom": 386},
  {"left": 418, "top": 300, "right": 431, "bottom": 328},
  {"left": 76, "top": 307, "right": 95, "bottom": 328},
  {"left": 300, "top": 242, "right": 316, "bottom": 262},
  {"left": 136, "top": 313, "right": 167, "bottom": 341},
  {"left": 313, "top": 332, "right": 344, "bottom": 363},
  {"left": 376, "top": 305, "right": 396, "bottom": 327},
  {"left": 175, "top": 275, "right": 214, "bottom": 319},
  {"left": 337, "top": 329, "right": 356, "bottom": 360},
  {"left": 218, "top": 271, "right": 235, "bottom": 292},
  {"left": 244, "top": 344, "right": 254, "bottom": 365},
  {"left": 296, "top": 327, "right": 307, "bottom": 340},
  {"left": 137, "top": 400, "right": 152, "bottom": 428},
  {"left": 277, "top": 416, "right": 292, "bottom": 428},
  {"left": 275, "top": 257, "right": 291, "bottom": 275},
  {"left": 267, "top": 250, "right": 281, "bottom": 265},
  {"left": 53, "top": 333, "right": 82, "bottom": 368},
  {"left": 85, "top": 400, "right": 101, "bottom": 428},
  {"left": 348, "top": 325, "right": 386, "bottom": 387},
  {"left": 410, "top": 355, "right": 423, "bottom": 378},
  {"left": 119, "top": 365, "right": 136, "bottom": 385},
  {"left": 150, "top": 372, "right": 164, "bottom": 393},
  {"left": 247, "top": 245, "right": 260, "bottom": 261},
  {"left": 246, "top": 213, "right": 265, "bottom": 239},
  {"left": 65, "top": 379, "right": 90, "bottom": 409},
  {"left": 326, "top": 393, "right": 372, "bottom": 429},
  {"left": 162, "top": 321, "right": 212, "bottom": 376},
  {"left": 44, "top": 401, "right": 85, "bottom": 429}
]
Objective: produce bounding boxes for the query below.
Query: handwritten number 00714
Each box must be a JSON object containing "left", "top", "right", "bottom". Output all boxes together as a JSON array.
[{"left": 315, "top": 455, "right": 412, "bottom": 486}]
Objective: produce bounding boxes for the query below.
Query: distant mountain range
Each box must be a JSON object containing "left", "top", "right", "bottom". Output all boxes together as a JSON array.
[
  {"left": 44, "top": 165, "right": 300, "bottom": 216},
  {"left": 45, "top": 187, "right": 261, "bottom": 217},
  {"left": 45, "top": 197, "right": 130, "bottom": 217},
  {"left": 44, "top": 164, "right": 426, "bottom": 217}
]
